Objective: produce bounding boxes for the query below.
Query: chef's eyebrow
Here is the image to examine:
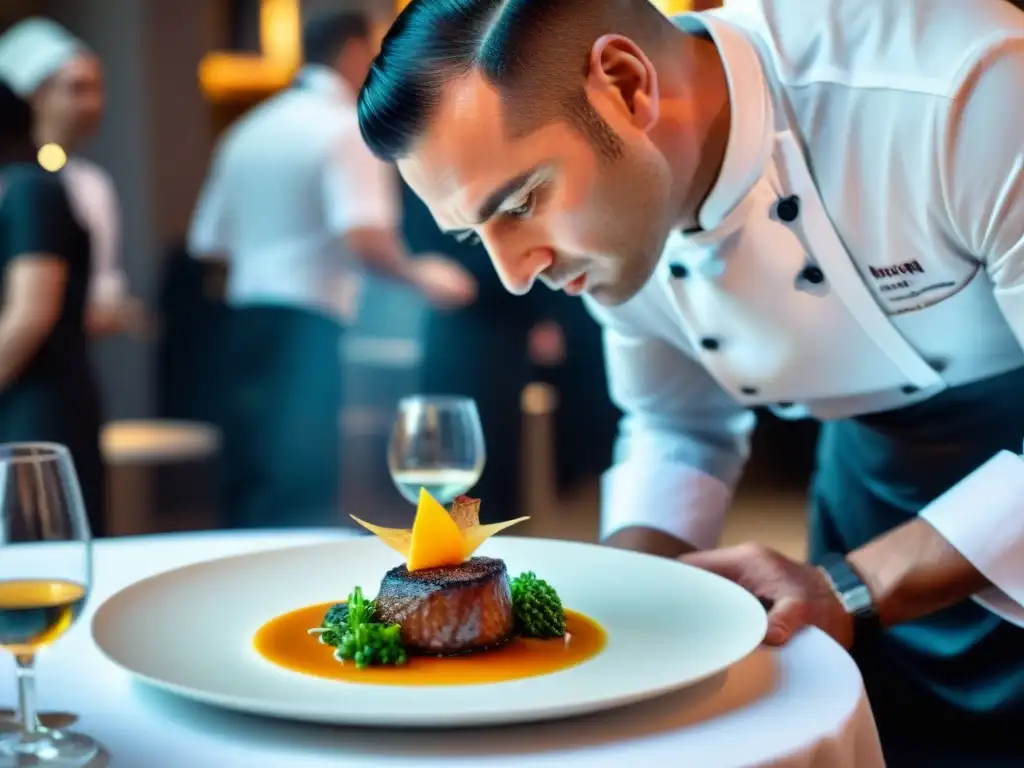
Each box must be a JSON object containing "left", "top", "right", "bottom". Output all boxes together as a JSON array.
[
  {"left": 475, "top": 168, "right": 539, "bottom": 223},
  {"left": 442, "top": 167, "right": 540, "bottom": 234}
]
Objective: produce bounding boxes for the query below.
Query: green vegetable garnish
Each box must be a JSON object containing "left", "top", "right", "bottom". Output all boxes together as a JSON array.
[
  {"left": 510, "top": 571, "right": 566, "bottom": 638},
  {"left": 322, "top": 602, "right": 349, "bottom": 627},
  {"left": 309, "top": 586, "right": 407, "bottom": 669}
]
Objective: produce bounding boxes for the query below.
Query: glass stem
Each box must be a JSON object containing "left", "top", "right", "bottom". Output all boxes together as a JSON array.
[{"left": 15, "top": 653, "right": 39, "bottom": 735}]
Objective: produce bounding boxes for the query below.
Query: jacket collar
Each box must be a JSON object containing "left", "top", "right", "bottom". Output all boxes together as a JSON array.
[{"left": 673, "top": 11, "right": 776, "bottom": 236}]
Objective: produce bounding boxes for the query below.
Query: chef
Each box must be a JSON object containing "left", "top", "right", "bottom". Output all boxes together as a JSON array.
[{"left": 356, "top": 0, "right": 1024, "bottom": 763}]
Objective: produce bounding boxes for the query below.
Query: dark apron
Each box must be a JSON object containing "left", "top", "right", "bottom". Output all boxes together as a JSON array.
[
  {"left": 218, "top": 305, "right": 344, "bottom": 529},
  {"left": 809, "top": 367, "right": 1024, "bottom": 766}
]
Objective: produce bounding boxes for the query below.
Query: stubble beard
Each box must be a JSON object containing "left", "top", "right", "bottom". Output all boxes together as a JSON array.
[
  {"left": 596, "top": 153, "right": 673, "bottom": 306},
  {"left": 592, "top": 196, "right": 672, "bottom": 307}
]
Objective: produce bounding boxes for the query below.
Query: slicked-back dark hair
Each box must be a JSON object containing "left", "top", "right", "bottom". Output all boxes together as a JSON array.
[
  {"left": 357, "top": 0, "right": 669, "bottom": 162},
  {"left": 302, "top": 11, "right": 370, "bottom": 67}
]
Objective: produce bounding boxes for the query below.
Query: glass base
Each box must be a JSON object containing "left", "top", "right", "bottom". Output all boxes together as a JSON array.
[{"left": 0, "top": 727, "right": 99, "bottom": 767}]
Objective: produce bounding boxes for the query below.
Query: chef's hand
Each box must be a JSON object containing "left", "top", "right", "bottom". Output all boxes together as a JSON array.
[
  {"left": 680, "top": 543, "right": 854, "bottom": 649},
  {"left": 411, "top": 255, "right": 477, "bottom": 310}
]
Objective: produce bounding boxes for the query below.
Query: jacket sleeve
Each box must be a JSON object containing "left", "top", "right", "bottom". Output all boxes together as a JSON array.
[
  {"left": 923, "top": 33, "right": 1024, "bottom": 620},
  {"left": 585, "top": 295, "right": 755, "bottom": 549}
]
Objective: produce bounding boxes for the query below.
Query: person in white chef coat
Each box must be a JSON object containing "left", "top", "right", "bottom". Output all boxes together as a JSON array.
[
  {"left": 188, "top": 11, "right": 475, "bottom": 530},
  {"left": 357, "top": 0, "right": 1024, "bottom": 763},
  {"left": 0, "top": 18, "right": 137, "bottom": 337}
]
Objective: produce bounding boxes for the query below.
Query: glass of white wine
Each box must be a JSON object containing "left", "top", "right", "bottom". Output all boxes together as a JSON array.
[
  {"left": 0, "top": 443, "right": 98, "bottom": 765},
  {"left": 388, "top": 396, "right": 486, "bottom": 505}
]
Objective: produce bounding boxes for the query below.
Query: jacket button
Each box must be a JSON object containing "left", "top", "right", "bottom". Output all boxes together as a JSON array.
[
  {"left": 700, "top": 337, "right": 721, "bottom": 351},
  {"left": 776, "top": 195, "right": 800, "bottom": 223},
  {"left": 902, "top": 385, "right": 919, "bottom": 395},
  {"left": 800, "top": 265, "right": 825, "bottom": 285},
  {"left": 740, "top": 386, "right": 759, "bottom": 396},
  {"left": 928, "top": 358, "right": 948, "bottom": 373},
  {"left": 669, "top": 262, "right": 688, "bottom": 279}
]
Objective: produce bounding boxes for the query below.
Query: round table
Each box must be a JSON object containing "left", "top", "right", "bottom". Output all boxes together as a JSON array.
[{"left": 4, "top": 532, "right": 885, "bottom": 768}]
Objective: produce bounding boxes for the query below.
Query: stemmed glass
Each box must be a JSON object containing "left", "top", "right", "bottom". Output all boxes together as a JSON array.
[
  {"left": 387, "top": 396, "right": 486, "bottom": 505},
  {"left": 0, "top": 443, "right": 99, "bottom": 765}
]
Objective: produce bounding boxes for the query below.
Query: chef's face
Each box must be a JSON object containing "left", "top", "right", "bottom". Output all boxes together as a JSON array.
[
  {"left": 36, "top": 54, "right": 105, "bottom": 144},
  {"left": 398, "top": 45, "right": 675, "bottom": 307}
]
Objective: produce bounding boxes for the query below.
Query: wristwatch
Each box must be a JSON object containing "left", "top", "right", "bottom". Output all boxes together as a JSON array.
[{"left": 817, "top": 553, "right": 881, "bottom": 645}]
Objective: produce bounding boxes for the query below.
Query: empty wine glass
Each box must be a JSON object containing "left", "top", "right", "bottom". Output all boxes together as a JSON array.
[
  {"left": 0, "top": 443, "right": 99, "bottom": 765},
  {"left": 387, "top": 396, "right": 486, "bottom": 505}
]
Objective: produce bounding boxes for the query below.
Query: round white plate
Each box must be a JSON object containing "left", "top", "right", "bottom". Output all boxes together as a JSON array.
[{"left": 91, "top": 536, "right": 767, "bottom": 728}]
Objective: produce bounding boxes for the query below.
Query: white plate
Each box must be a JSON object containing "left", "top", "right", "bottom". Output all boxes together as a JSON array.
[{"left": 91, "top": 536, "right": 767, "bottom": 728}]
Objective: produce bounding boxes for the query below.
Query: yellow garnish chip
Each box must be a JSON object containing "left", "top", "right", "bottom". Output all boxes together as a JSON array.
[{"left": 351, "top": 488, "right": 528, "bottom": 571}]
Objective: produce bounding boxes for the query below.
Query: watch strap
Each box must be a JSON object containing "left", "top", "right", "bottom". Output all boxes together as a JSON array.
[{"left": 817, "top": 552, "right": 881, "bottom": 643}]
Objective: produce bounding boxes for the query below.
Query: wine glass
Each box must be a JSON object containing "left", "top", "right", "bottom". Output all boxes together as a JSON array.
[
  {"left": 387, "top": 396, "right": 486, "bottom": 505},
  {"left": 0, "top": 443, "right": 99, "bottom": 765}
]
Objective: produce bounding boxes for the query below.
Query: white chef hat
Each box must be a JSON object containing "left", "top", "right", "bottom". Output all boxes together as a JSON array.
[{"left": 0, "top": 17, "right": 88, "bottom": 98}]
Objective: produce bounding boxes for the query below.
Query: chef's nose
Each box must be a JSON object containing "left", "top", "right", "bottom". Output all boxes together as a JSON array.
[{"left": 486, "top": 240, "right": 555, "bottom": 296}]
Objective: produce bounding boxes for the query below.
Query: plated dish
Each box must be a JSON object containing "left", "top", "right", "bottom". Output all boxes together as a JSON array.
[
  {"left": 92, "top": 512, "right": 768, "bottom": 726},
  {"left": 253, "top": 490, "right": 606, "bottom": 685}
]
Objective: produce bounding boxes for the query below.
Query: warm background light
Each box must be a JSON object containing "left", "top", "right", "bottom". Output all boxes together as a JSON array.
[
  {"left": 260, "top": 0, "right": 301, "bottom": 71},
  {"left": 199, "top": 0, "right": 300, "bottom": 102},
  {"left": 652, "top": 1, "right": 694, "bottom": 12},
  {"left": 395, "top": 1, "right": 695, "bottom": 12},
  {"left": 37, "top": 143, "right": 67, "bottom": 172}
]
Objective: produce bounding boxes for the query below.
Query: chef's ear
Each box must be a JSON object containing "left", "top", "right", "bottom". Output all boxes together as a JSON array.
[{"left": 587, "top": 34, "right": 660, "bottom": 132}]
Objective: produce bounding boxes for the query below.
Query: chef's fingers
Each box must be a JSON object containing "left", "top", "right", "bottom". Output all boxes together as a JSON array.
[
  {"left": 678, "top": 546, "right": 750, "bottom": 583},
  {"left": 764, "top": 595, "right": 806, "bottom": 646}
]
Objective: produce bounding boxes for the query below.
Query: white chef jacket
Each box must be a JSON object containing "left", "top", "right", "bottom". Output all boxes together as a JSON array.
[
  {"left": 585, "top": 0, "right": 1024, "bottom": 619},
  {"left": 62, "top": 156, "right": 126, "bottom": 306},
  {"left": 187, "top": 64, "right": 398, "bottom": 323}
]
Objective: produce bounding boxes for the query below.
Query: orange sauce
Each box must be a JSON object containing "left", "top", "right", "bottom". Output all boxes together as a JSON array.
[{"left": 254, "top": 601, "right": 606, "bottom": 686}]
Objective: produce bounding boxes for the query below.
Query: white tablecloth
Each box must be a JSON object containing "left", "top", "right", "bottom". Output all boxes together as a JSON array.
[{"left": 1, "top": 531, "right": 885, "bottom": 768}]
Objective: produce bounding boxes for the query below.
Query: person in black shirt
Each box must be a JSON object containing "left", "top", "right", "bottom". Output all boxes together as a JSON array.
[{"left": 0, "top": 80, "right": 105, "bottom": 536}]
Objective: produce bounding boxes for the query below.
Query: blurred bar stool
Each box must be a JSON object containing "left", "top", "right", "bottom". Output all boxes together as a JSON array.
[
  {"left": 520, "top": 382, "right": 559, "bottom": 538},
  {"left": 101, "top": 420, "right": 221, "bottom": 536}
]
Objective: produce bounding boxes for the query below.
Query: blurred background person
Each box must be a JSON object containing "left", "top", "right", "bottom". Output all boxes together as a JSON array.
[
  {"left": 0, "top": 78, "right": 106, "bottom": 536},
  {"left": 0, "top": 17, "right": 140, "bottom": 340},
  {"left": 188, "top": 11, "right": 475, "bottom": 530},
  {"left": 400, "top": 179, "right": 620, "bottom": 525}
]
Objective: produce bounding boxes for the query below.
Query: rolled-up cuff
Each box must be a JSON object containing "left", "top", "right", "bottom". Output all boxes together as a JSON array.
[
  {"left": 600, "top": 461, "right": 733, "bottom": 550},
  {"left": 919, "top": 450, "right": 1024, "bottom": 623}
]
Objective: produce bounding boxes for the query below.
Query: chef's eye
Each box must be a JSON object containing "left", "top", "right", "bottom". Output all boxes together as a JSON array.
[
  {"left": 452, "top": 230, "right": 480, "bottom": 245},
  {"left": 505, "top": 191, "right": 536, "bottom": 220}
]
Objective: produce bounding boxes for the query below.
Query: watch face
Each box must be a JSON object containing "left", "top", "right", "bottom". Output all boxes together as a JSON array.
[
  {"left": 820, "top": 557, "right": 876, "bottom": 617},
  {"left": 841, "top": 584, "right": 874, "bottom": 615}
]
